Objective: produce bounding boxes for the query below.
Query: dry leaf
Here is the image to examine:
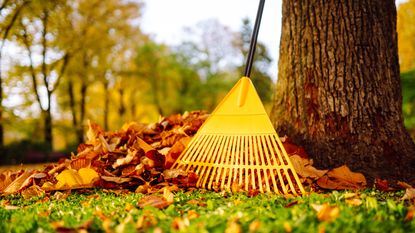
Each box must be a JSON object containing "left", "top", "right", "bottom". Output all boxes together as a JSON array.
[
  {"left": 163, "top": 187, "right": 174, "bottom": 204},
  {"left": 3, "top": 171, "right": 35, "bottom": 194},
  {"left": 225, "top": 221, "right": 242, "bottom": 233},
  {"left": 283, "top": 221, "right": 292, "bottom": 232},
  {"left": 55, "top": 169, "right": 83, "bottom": 188},
  {"left": 401, "top": 188, "right": 415, "bottom": 201},
  {"left": 345, "top": 198, "right": 362, "bottom": 206},
  {"left": 249, "top": 220, "right": 261, "bottom": 232},
  {"left": 21, "top": 185, "right": 45, "bottom": 200},
  {"left": 290, "top": 155, "right": 327, "bottom": 179},
  {"left": 311, "top": 203, "right": 340, "bottom": 222},
  {"left": 172, "top": 217, "right": 190, "bottom": 231},
  {"left": 78, "top": 168, "right": 99, "bottom": 184},
  {"left": 405, "top": 206, "right": 414, "bottom": 222},
  {"left": 317, "top": 165, "right": 366, "bottom": 190},
  {"left": 138, "top": 195, "right": 170, "bottom": 209}
]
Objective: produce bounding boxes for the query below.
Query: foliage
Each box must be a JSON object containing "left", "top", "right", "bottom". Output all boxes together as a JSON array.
[
  {"left": 401, "top": 70, "right": 415, "bottom": 139},
  {"left": 235, "top": 18, "right": 274, "bottom": 106},
  {"left": 398, "top": 0, "right": 415, "bottom": 72},
  {"left": 0, "top": 189, "right": 414, "bottom": 233}
]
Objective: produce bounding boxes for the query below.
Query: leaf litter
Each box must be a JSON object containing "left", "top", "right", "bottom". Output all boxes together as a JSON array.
[{"left": 0, "top": 110, "right": 384, "bottom": 201}]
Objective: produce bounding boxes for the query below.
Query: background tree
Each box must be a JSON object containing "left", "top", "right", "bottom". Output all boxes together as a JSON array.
[
  {"left": 235, "top": 18, "right": 274, "bottom": 106},
  {"left": 9, "top": 0, "right": 71, "bottom": 151},
  {"left": 0, "top": 0, "right": 30, "bottom": 146},
  {"left": 270, "top": 0, "right": 415, "bottom": 183},
  {"left": 397, "top": 0, "right": 415, "bottom": 139}
]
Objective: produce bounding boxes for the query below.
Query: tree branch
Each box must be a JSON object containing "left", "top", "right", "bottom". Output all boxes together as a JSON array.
[
  {"left": 50, "top": 52, "right": 70, "bottom": 94},
  {"left": 0, "top": 0, "right": 11, "bottom": 13},
  {"left": 40, "top": 7, "right": 49, "bottom": 93},
  {"left": 0, "top": 0, "right": 30, "bottom": 78},
  {"left": 21, "top": 21, "right": 44, "bottom": 111}
]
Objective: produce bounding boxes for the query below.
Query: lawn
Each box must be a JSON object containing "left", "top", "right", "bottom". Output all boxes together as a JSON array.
[{"left": 1, "top": 188, "right": 414, "bottom": 233}]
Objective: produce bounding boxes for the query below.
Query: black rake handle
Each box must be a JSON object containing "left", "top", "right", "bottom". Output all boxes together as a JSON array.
[{"left": 244, "top": 0, "right": 265, "bottom": 78}]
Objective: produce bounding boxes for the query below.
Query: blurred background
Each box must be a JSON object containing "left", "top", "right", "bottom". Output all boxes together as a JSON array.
[{"left": 0, "top": 0, "right": 414, "bottom": 165}]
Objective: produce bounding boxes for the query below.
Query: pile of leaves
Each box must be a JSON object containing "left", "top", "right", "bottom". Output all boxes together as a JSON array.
[
  {"left": 0, "top": 111, "right": 207, "bottom": 197},
  {"left": 1, "top": 110, "right": 412, "bottom": 199}
]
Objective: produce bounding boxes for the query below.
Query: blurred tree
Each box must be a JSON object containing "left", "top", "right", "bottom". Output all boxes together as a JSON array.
[
  {"left": 398, "top": 0, "right": 415, "bottom": 72},
  {"left": 177, "top": 19, "right": 238, "bottom": 111},
  {"left": 0, "top": 0, "right": 30, "bottom": 146},
  {"left": 57, "top": 0, "right": 142, "bottom": 142},
  {"left": 234, "top": 18, "right": 273, "bottom": 105},
  {"left": 397, "top": 0, "right": 415, "bottom": 139},
  {"left": 8, "top": 0, "right": 71, "bottom": 151}
]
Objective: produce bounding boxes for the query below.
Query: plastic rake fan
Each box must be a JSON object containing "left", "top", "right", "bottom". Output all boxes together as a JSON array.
[{"left": 171, "top": 0, "right": 305, "bottom": 195}]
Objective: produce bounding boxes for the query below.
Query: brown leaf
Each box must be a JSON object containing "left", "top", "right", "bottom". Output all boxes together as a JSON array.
[
  {"left": 345, "top": 198, "right": 362, "bottom": 206},
  {"left": 405, "top": 206, "right": 414, "bottom": 222},
  {"left": 163, "top": 169, "right": 188, "bottom": 179},
  {"left": 162, "top": 187, "right": 174, "bottom": 204},
  {"left": 165, "top": 137, "right": 191, "bottom": 169},
  {"left": 401, "top": 188, "right": 415, "bottom": 201},
  {"left": 21, "top": 185, "right": 45, "bottom": 200},
  {"left": 101, "top": 176, "right": 132, "bottom": 184},
  {"left": 375, "top": 178, "right": 392, "bottom": 192},
  {"left": 290, "top": 155, "right": 327, "bottom": 179},
  {"left": 311, "top": 203, "right": 340, "bottom": 222},
  {"left": 138, "top": 195, "right": 170, "bottom": 209},
  {"left": 3, "top": 171, "right": 35, "bottom": 194},
  {"left": 317, "top": 165, "right": 366, "bottom": 190}
]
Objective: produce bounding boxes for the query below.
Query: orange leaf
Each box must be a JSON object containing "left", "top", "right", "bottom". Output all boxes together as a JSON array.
[
  {"left": 290, "top": 155, "right": 327, "bottom": 179},
  {"left": 3, "top": 171, "right": 35, "bottom": 194},
  {"left": 317, "top": 165, "right": 366, "bottom": 190},
  {"left": 311, "top": 203, "right": 340, "bottom": 222},
  {"left": 138, "top": 195, "right": 170, "bottom": 209},
  {"left": 401, "top": 188, "right": 415, "bottom": 201}
]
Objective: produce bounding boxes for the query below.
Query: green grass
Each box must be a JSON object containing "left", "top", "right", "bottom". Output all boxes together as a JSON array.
[{"left": 0, "top": 189, "right": 414, "bottom": 233}]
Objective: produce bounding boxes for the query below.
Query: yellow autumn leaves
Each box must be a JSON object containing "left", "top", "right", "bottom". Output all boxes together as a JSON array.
[{"left": 54, "top": 168, "right": 99, "bottom": 189}]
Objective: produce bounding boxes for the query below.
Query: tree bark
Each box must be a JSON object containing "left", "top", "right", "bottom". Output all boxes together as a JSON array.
[{"left": 271, "top": 0, "right": 415, "bottom": 183}]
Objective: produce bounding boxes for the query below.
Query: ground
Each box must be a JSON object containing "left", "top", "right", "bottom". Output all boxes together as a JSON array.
[{"left": 1, "top": 188, "right": 414, "bottom": 233}]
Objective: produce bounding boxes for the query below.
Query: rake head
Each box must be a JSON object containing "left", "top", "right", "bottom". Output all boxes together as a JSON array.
[{"left": 172, "top": 77, "right": 305, "bottom": 195}]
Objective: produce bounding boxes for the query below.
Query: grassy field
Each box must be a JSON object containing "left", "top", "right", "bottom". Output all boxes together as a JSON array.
[{"left": 1, "top": 188, "right": 414, "bottom": 233}]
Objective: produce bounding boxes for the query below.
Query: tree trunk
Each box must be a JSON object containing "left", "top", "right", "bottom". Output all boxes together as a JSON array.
[
  {"left": 78, "top": 80, "right": 87, "bottom": 144},
  {"left": 271, "top": 0, "right": 415, "bottom": 183},
  {"left": 43, "top": 109, "right": 53, "bottom": 151}
]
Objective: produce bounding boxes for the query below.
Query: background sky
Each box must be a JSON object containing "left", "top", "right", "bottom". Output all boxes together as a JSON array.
[{"left": 140, "top": 0, "right": 407, "bottom": 80}]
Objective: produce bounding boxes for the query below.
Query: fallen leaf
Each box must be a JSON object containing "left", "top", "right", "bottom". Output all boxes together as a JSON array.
[
  {"left": 3, "top": 171, "right": 35, "bottom": 194},
  {"left": 225, "top": 220, "right": 242, "bottom": 233},
  {"left": 283, "top": 221, "right": 292, "bottom": 232},
  {"left": 78, "top": 168, "right": 99, "bottom": 184},
  {"left": 401, "top": 188, "right": 415, "bottom": 201},
  {"left": 317, "top": 165, "right": 366, "bottom": 190},
  {"left": 55, "top": 169, "right": 83, "bottom": 188},
  {"left": 101, "top": 176, "right": 132, "bottom": 184},
  {"left": 136, "top": 211, "right": 158, "bottom": 229},
  {"left": 284, "top": 200, "right": 300, "bottom": 208},
  {"left": 398, "top": 181, "right": 413, "bottom": 189},
  {"left": 163, "top": 187, "right": 174, "bottom": 204},
  {"left": 311, "top": 203, "right": 340, "bottom": 222},
  {"left": 248, "top": 220, "right": 261, "bottom": 232},
  {"left": 165, "top": 137, "right": 191, "bottom": 169},
  {"left": 21, "top": 185, "right": 45, "bottom": 200},
  {"left": 290, "top": 155, "right": 327, "bottom": 179},
  {"left": 172, "top": 217, "right": 190, "bottom": 231},
  {"left": 187, "top": 210, "right": 199, "bottom": 219},
  {"left": 345, "top": 198, "right": 362, "bottom": 206},
  {"left": 375, "top": 178, "right": 392, "bottom": 192},
  {"left": 138, "top": 195, "right": 170, "bottom": 209},
  {"left": 405, "top": 206, "right": 414, "bottom": 222}
]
